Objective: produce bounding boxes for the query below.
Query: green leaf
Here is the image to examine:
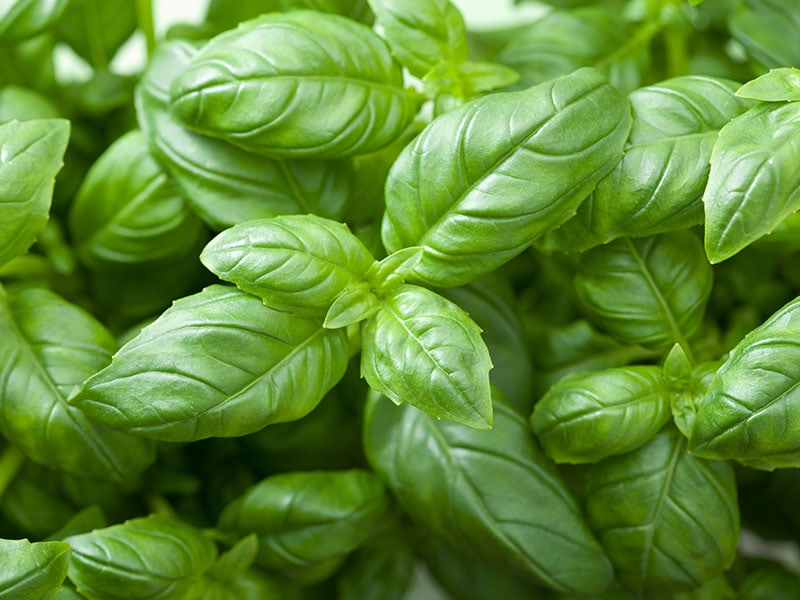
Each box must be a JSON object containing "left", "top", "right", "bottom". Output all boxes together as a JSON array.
[
  {"left": 136, "top": 40, "right": 355, "bottom": 230},
  {"left": 737, "top": 68, "right": 800, "bottom": 102},
  {"left": 0, "top": 85, "right": 60, "bottom": 123},
  {"left": 198, "top": 570, "right": 292, "bottom": 600},
  {"left": 200, "top": 215, "right": 376, "bottom": 318},
  {"left": 367, "top": 0, "right": 468, "bottom": 78},
  {"left": 584, "top": 428, "right": 739, "bottom": 597},
  {"left": 0, "top": 118, "right": 69, "bottom": 268},
  {"left": 364, "top": 392, "right": 615, "bottom": 595},
  {"left": 547, "top": 76, "right": 753, "bottom": 250},
  {"left": 690, "top": 296, "right": 800, "bottom": 469},
  {"left": 71, "top": 285, "right": 350, "bottom": 441},
  {"left": 531, "top": 366, "right": 671, "bottom": 464},
  {"left": 0, "top": 538, "right": 70, "bottom": 600},
  {"left": 0, "top": 0, "right": 69, "bottom": 42},
  {"left": 337, "top": 539, "right": 415, "bottom": 600},
  {"left": 456, "top": 61, "right": 520, "bottom": 94},
  {"left": 56, "top": 0, "right": 137, "bottom": 68},
  {"left": 65, "top": 515, "right": 218, "bottom": 600},
  {"left": 205, "top": 0, "right": 374, "bottom": 33},
  {"left": 703, "top": 101, "right": 800, "bottom": 263},
  {"left": 360, "top": 284, "right": 493, "bottom": 429},
  {"left": 170, "top": 11, "right": 415, "bottom": 158},
  {"left": 382, "top": 67, "right": 631, "bottom": 287},
  {"left": 206, "top": 535, "right": 258, "bottom": 581},
  {"left": 730, "top": 0, "right": 800, "bottom": 69},
  {"left": 68, "top": 130, "right": 206, "bottom": 270},
  {"left": 0, "top": 287, "right": 156, "bottom": 483},
  {"left": 573, "top": 232, "right": 713, "bottom": 349},
  {"left": 323, "top": 282, "right": 380, "bottom": 329},
  {"left": 218, "top": 470, "right": 390, "bottom": 583},
  {"left": 740, "top": 566, "right": 800, "bottom": 600}
]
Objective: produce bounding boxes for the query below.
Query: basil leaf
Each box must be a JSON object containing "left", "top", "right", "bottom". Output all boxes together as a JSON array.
[
  {"left": 0, "top": 0, "right": 68, "bottom": 42},
  {"left": 740, "top": 566, "right": 800, "bottom": 599},
  {"left": 217, "top": 470, "right": 390, "bottom": 583},
  {"left": 205, "top": 0, "right": 374, "bottom": 32},
  {"left": 71, "top": 285, "right": 350, "bottom": 441},
  {"left": 0, "top": 118, "right": 69, "bottom": 268},
  {"left": 382, "top": 67, "right": 631, "bottom": 287},
  {"left": 199, "top": 570, "right": 292, "bottom": 600},
  {"left": 360, "top": 284, "right": 493, "bottom": 429},
  {"left": 136, "top": 40, "right": 354, "bottom": 230},
  {"left": 0, "top": 85, "right": 59, "bottom": 123},
  {"left": 364, "top": 393, "right": 615, "bottom": 595},
  {"left": 201, "top": 215, "right": 376, "bottom": 318},
  {"left": 56, "top": 0, "right": 136, "bottom": 68},
  {"left": 337, "top": 539, "right": 415, "bottom": 600},
  {"left": 0, "top": 287, "right": 156, "bottom": 483},
  {"left": 730, "top": 0, "right": 800, "bottom": 69},
  {"left": 737, "top": 68, "right": 800, "bottom": 102},
  {"left": 170, "top": 11, "right": 415, "bottom": 158},
  {"left": 531, "top": 366, "right": 671, "bottom": 464},
  {"left": 65, "top": 515, "right": 218, "bottom": 600},
  {"left": 548, "top": 76, "right": 753, "bottom": 250},
  {"left": 574, "top": 232, "right": 713, "bottom": 349},
  {"left": 584, "top": 428, "right": 739, "bottom": 597},
  {"left": 690, "top": 296, "right": 800, "bottom": 470},
  {"left": 367, "top": 0, "right": 468, "bottom": 78},
  {"left": 0, "top": 538, "right": 70, "bottom": 600},
  {"left": 703, "top": 101, "right": 800, "bottom": 263}
]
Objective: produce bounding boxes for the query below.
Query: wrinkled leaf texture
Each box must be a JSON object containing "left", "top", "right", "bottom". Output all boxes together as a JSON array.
[{"left": 0, "top": 538, "right": 70, "bottom": 600}]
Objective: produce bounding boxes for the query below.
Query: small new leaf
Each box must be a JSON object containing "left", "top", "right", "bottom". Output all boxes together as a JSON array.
[{"left": 737, "top": 68, "right": 800, "bottom": 102}]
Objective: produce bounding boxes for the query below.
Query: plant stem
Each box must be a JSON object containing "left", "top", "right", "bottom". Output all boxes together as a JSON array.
[
  {"left": 0, "top": 446, "right": 25, "bottom": 501},
  {"left": 664, "top": 25, "right": 689, "bottom": 78},
  {"left": 84, "top": 0, "right": 109, "bottom": 69},
  {"left": 136, "top": 0, "right": 156, "bottom": 57},
  {"left": 595, "top": 20, "right": 662, "bottom": 71}
]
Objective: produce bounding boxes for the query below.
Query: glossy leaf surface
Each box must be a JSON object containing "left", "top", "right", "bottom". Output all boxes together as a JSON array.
[
  {"left": 737, "top": 68, "right": 800, "bottom": 102},
  {"left": 703, "top": 101, "right": 800, "bottom": 263},
  {"left": 364, "top": 393, "right": 615, "bottom": 595},
  {"left": 0, "top": 118, "right": 69, "bottom": 268},
  {"left": 584, "top": 428, "right": 739, "bottom": 597},
  {"left": 361, "top": 284, "right": 493, "bottom": 429},
  {"left": 136, "top": 40, "right": 353, "bottom": 230},
  {"left": 531, "top": 366, "right": 671, "bottom": 464},
  {"left": 65, "top": 515, "right": 218, "bottom": 600},
  {"left": 170, "top": 11, "right": 415, "bottom": 158},
  {"left": 0, "top": 0, "right": 68, "bottom": 41},
  {"left": 0, "top": 538, "right": 70, "bottom": 600},
  {"left": 201, "top": 215, "right": 375, "bottom": 317},
  {"left": 574, "top": 232, "right": 712, "bottom": 349},
  {"left": 71, "top": 285, "right": 350, "bottom": 441},
  {"left": 0, "top": 287, "right": 155, "bottom": 482},
  {"left": 382, "top": 67, "right": 631, "bottom": 286},
  {"left": 690, "top": 296, "right": 800, "bottom": 469}
]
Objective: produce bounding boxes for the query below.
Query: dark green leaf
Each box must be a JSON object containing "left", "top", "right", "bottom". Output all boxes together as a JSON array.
[
  {"left": 0, "top": 287, "right": 156, "bottom": 482},
  {"left": 364, "top": 392, "right": 615, "bottom": 595},
  {"left": 382, "top": 67, "right": 631, "bottom": 286},
  {"left": 360, "top": 284, "right": 493, "bottom": 429},
  {"left": 0, "top": 118, "right": 69, "bottom": 268},
  {"left": 170, "top": 11, "right": 415, "bottom": 158},
  {"left": 584, "top": 428, "right": 739, "bottom": 597},
  {"left": 205, "top": 0, "right": 373, "bottom": 32},
  {"left": 71, "top": 285, "right": 350, "bottom": 441},
  {"left": 740, "top": 566, "right": 800, "bottom": 600},
  {"left": 0, "top": 0, "right": 68, "bottom": 42},
  {"left": 0, "top": 538, "right": 70, "bottom": 600},
  {"left": 200, "top": 215, "right": 376, "bottom": 318},
  {"left": 574, "top": 232, "right": 713, "bottom": 349},
  {"left": 337, "top": 538, "right": 415, "bottom": 600},
  {"left": 65, "top": 515, "right": 218, "bottom": 600},
  {"left": 218, "top": 470, "right": 389, "bottom": 582},
  {"left": 56, "top": 0, "right": 136, "bottom": 68},
  {"left": 730, "top": 0, "right": 800, "bottom": 69},
  {"left": 531, "top": 366, "right": 671, "bottom": 464}
]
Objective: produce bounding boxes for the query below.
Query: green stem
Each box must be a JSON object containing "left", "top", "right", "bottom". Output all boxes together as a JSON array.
[
  {"left": 136, "top": 0, "right": 156, "bottom": 57},
  {"left": 0, "top": 446, "right": 25, "bottom": 501},
  {"left": 84, "top": 0, "right": 109, "bottom": 69},
  {"left": 595, "top": 20, "right": 663, "bottom": 71},
  {"left": 664, "top": 25, "right": 689, "bottom": 78}
]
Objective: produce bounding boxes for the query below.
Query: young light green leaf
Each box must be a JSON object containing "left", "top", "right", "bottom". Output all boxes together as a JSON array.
[
  {"left": 360, "top": 284, "right": 493, "bottom": 429},
  {"left": 0, "top": 118, "right": 69, "bottom": 268},
  {"left": 65, "top": 515, "right": 218, "bottom": 600},
  {"left": 201, "top": 215, "right": 376, "bottom": 317},
  {"left": 324, "top": 282, "right": 380, "bottom": 329},
  {"left": 0, "top": 0, "right": 69, "bottom": 42},
  {"left": 170, "top": 11, "right": 415, "bottom": 158},
  {"left": 574, "top": 232, "right": 713, "bottom": 349},
  {"left": 737, "top": 68, "right": 800, "bottom": 102},
  {"left": 364, "top": 392, "right": 615, "bottom": 596},
  {"left": 531, "top": 366, "right": 671, "bottom": 464},
  {"left": 547, "top": 76, "right": 753, "bottom": 250},
  {"left": 0, "top": 538, "right": 70, "bottom": 600},
  {"left": 382, "top": 67, "right": 631, "bottom": 287},
  {"left": 670, "top": 361, "right": 718, "bottom": 441},
  {"left": 703, "top": 101, "right": 800, "bottom": 263},
  {"left": 367, "top": 0, "right": 468, "bottom": 78},
  {"left": 68, "top": 130, "right": 206, "bottom": 270},
  {"left": 206, "top": 535, "right": 258, "bottom": 582},
  {"left": 584, "top": 428, "right": 739, "bottom": 597},
  {"left": 218, "top": 470, "right": 389, "bottom": 583},
  {"left": 0, "top": 287, "right": 156, "bottom": 483},
  {"left": 71, "top": 285, "right": 350, "bottom": 441},
  {"left": 136, "top": 40, "right": 354, "bottom": 230},
  {"left": 690, "top": 296, "right": 800, "bottom": 469}
]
